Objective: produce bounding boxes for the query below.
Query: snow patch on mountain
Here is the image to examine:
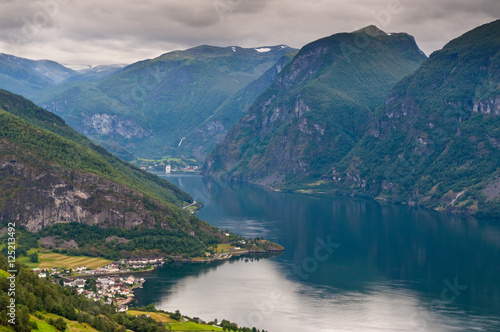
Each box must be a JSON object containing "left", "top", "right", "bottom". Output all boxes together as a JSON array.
[{"left": 255, "top": 47, "right": 272, "bottom": 53}]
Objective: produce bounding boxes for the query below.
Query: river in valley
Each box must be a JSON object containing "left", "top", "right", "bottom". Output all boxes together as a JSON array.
[{"left": 133, "top": 174, "right": 500, "bottom": 332}]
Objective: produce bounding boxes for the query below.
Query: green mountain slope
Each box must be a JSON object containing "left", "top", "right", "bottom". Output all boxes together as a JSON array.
[
  {"left": 203, "top": 26, "right": 427, "bottom": 186},
  {"left": 32, "top": 45, "right": 296, "bottom": 161},
  {"left": 0, "top": 53, "right": 75, "bottom": 97},
  {"left": 0, "top": 89, "right": 284, "bottom": 258},
  {"left": 330, "top": 20, "right": 500, "bottom": 217},
  {"left": 178, "top": 50, "right": 299, "bottom": 159},
  {"left": 0, "top": 89, "right": 191, "bottom": 207},
  {"left": 0, "top": 89, "right": 211, "bottom": 235}
]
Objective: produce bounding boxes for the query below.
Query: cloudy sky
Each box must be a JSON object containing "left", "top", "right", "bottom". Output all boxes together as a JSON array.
[{"left": 0, "top": 0, "right": 498, "bottom": 66}]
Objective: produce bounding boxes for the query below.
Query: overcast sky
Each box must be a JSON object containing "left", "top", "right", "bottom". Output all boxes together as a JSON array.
[{"left": 0, "top": 0, "right": 498, "bottom": 66}]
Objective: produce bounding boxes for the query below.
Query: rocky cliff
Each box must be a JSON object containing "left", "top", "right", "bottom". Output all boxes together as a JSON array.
[{"left": 1, "top": 150, "right": 171, "bottom": 232}]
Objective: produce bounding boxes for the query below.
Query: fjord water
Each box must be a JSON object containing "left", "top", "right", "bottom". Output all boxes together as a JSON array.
[{"left": 134, "top": 174, "right": 500, "bottom": 332}]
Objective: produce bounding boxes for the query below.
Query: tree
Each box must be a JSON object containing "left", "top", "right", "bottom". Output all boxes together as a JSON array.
[
  {"left": 49, "top": 317, "right": 68, "bottom": 331},
  {"left": 29, "top": 251, "right": 39, "bottom": 263},
  {"left": 26, "top": 293, "right": 37, "bottom": 313},
  {"left": 169, "top": 310, "right": 181, "bottom": 321}
]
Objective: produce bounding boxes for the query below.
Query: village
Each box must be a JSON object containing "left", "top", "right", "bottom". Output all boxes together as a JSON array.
[
  {"left": 139, "top": 164, "right": 199, "bottom": 173},
  {"left": 32, "top": 257, "right": 165, "bottom": 309},
  {"left": 30, "top": 242, "right": 256, "bottom": 311}
]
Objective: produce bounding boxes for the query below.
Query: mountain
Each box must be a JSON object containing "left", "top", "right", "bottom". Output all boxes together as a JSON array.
[
  {"left": 203, "top": 26, "right": 427, "bottom": 186},
  {"left": 178, "top": 50, "right": 299, "bottom": 159},
  {"left": 0, "top": 88, "right": 206, "bottom": 233},
  {"left": 63, "top": 64, "right": 128, "bottom": 82},
  {"left": 329, "top": 20, "right": 500, "bottom": 217},
  {"left": 31, "top": 45, "right": 296, "bottom": 161},
  {"left": 0, "top": 53, "right": 76, "bottom": 97},
  {"left": 0, "top": 89, "right": 285, "bottom": 258}
]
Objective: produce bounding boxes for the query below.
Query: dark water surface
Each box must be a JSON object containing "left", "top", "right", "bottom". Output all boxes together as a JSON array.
[{"left": 134, "top": 174, "right": 500, "bottom": 332}]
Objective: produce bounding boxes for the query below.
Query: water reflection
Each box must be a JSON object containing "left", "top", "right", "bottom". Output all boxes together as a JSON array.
[{"left": 134, "top": 174, "right": 500, "bottom": 331}]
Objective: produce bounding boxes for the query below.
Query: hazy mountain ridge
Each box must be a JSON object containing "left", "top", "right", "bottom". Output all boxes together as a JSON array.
[
  {"left": 0, "top": 53, "right": 76, "bottom": 97},
  {"left": 62, "top": 63, "right": 128, "bottom": 82},
  {"left": 0, "top": 52, "right": 129, "bottom": 97}
]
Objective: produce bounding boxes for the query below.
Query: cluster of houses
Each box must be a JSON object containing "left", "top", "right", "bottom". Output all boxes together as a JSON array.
[
  {"left": 61, "top": 275, "right": 145, "bottom": 310},
  {"left": 122, "top": 257, "right": 164, "bottom": 269},
  {"left": 33, "top": 257, "right": 164, "bottom": 309},
  {"left": 139, "top": 164, "right": 200, "bottom": 173},
  {"left": 33, "top": 267, "right": 75, "bottom": 279},
  {"left": 62, "top": 257, "right": 165, "bottom": 276}
]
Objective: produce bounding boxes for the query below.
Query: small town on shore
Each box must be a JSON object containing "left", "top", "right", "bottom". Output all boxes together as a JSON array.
[
  {"left": 30, "top": 244, "right": 254, "bottom": 310},
  {"left": 32, "top": 257, "right": 164, "bottom": 310}
]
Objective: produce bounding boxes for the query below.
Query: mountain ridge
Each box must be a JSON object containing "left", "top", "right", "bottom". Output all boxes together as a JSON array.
[
  {"left": 331, "top": 19, "right": 500, "bottom": 217},
  {"left": 205, "top": 20, "right": 500, "bottom": 218},
  {"left": 31, "top": 44, "right": 297, "bottom": 161},
  {"left": 203, "top": 26, "right": 427, "bottom": 186},
  {"left": 0, "top": 52, "right": 76, "bottom": 97},
  {"left": 0, "top": 89, "right": 203, "bottom": 233}
]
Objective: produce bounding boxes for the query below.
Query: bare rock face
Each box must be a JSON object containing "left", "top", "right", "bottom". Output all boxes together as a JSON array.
[
  {"left": 473, "top": 96, "right": 500, "bottom": 116},
  {"left": 0, "top": 154, "right": 171, "bottom": 233},
  {"left": 82, "top": 113, "right": 150, "bottom": 139}
]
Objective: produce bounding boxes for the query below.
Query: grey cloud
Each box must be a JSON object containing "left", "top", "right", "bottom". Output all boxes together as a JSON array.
[
  {"left": 0, "top": 0, "right": 58, "bottom": 33},
  {"left": 0, "top": 0, "right": 498, "bottom": 65}
]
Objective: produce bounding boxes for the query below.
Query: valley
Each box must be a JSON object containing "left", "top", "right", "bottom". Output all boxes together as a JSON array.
[{"left": 0, "top": 13, "right": 499, "bottom": 332}]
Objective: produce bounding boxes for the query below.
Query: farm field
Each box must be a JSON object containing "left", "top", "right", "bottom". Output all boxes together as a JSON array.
[
  {"left": 30, "top": 312, "right": 99, "bottom": 332},
  {"left": 128, "top": 311, "right": 223, "bottom": 331},
  {"left": 128, "top": 310, "right": 174, "bottom": 323},
  {"left": 36, "top": 253, "right": 113, "bottom": 269},
  {"left": 16, "top": 248, "right": 113, "bottom": 270}
]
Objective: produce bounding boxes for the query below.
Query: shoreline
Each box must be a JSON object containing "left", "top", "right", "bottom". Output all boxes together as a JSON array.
[
  {"left": 170, "top": 248, "right": 284, "bottom": 264},
  {"left": 198, "top": 173, "right": 496, "bottom": 220},
  {"left": 70, "top": 266, "right": 157, "bottom": 279}
]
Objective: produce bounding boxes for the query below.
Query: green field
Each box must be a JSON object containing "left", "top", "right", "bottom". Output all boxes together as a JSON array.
[
  {"left": 16, "top": 249, "right": 113, "bottom": 270},
  {"left": 37, "top": 253, "right": 113, "bottom": 269},
  {"left": 0, "top": 325, "right": 12, "bottom": 332},
  {"left": 31, "top": 312, "right": 99, "bottom": 332},
  {"left": 167, "top": 321, "right": 223, "bottom": 331},
  {"left": 216, "top": 244, "right": 233, "bottom": 253},
  {"left": 128, "top": 310, "right": 174, "bottom": 323},
  {"left": 128, "top": 311, "right": 223, "bottom": 331},
  {"left": 15, "top": 248, "right": 43, "bottom": 268},
  {"left": 29, "top": 317, "right": 57, "bottom": 332},
  {"left": 0, "top": 269, "right": 10, "bottom": 278}
]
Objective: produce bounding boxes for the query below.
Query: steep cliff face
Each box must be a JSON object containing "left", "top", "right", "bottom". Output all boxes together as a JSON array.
[
  {"left": 332, "top": 20, "right": 500, "bottom": 217},
  {"left": 1, "top": 151, "right": 170, "bottom": 232},
  {"left": 204, "top": 26, "right": 426, "bottom": 186},
  {"left": 473, "top": 96, "right": 500, "bottom": 116},
  {"left": 82, "top": 113, "right": 150, "bottom": 139}
]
